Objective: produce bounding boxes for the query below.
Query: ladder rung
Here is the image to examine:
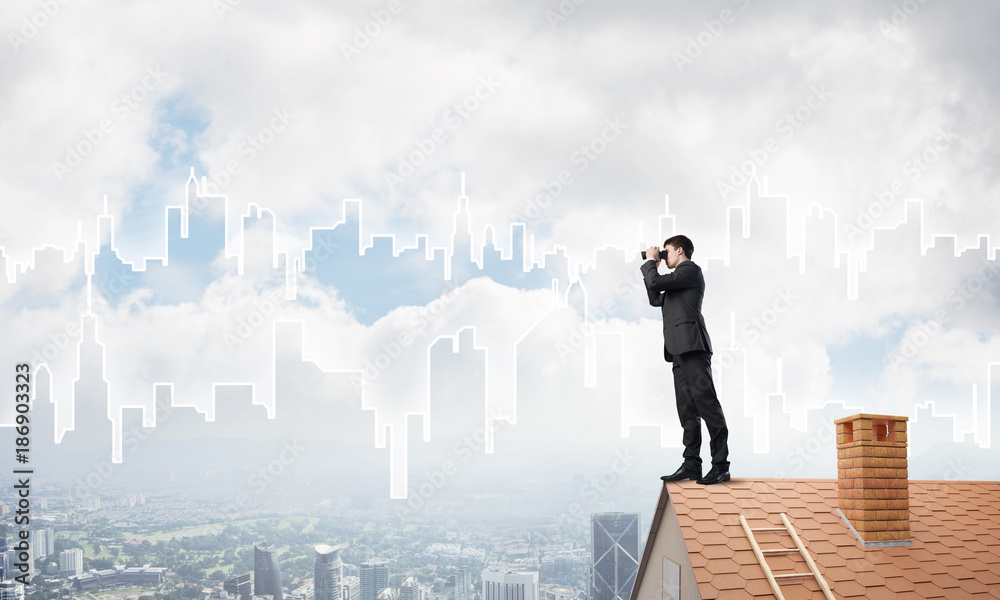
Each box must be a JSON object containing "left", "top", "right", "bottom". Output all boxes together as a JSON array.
[
  {"left": 773, "top": 573, "right": 812, "bottom": 580},
  {"left": 761, "top": 548, "right": 797, "bottom": 554},
  {"left": 751, "top": 527, "right": 787, "bottom": 531}
]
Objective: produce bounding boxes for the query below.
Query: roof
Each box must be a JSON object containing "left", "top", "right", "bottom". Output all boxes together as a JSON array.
[{"left": 630, "top": 478, "right": 1000, "bottom": 599}]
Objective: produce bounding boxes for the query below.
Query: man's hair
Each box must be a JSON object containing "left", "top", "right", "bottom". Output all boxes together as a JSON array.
[{"left": 663, "top": 235, "right": 694, "bottom": 259}]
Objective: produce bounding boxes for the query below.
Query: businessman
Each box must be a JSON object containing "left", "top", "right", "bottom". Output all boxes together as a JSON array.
[{"left": 642, "top": 235, "right": 730, "bottom": 485}]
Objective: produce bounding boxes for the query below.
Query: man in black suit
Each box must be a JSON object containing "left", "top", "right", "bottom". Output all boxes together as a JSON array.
[{"left": 642, "top": 235, "right": 730, "bottom": 485}]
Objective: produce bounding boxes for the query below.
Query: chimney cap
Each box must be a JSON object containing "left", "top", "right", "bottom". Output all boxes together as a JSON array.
[{"left": 835, "top": 412, "right": 909, "bottom": 424}]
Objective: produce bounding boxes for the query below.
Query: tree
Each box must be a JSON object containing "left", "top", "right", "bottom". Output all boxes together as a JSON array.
[
  {"left": 88, "top": 558, "right": 114, "bottom": 570},
  {"left": 175, "top": 564, "right": 204, "bottom": 580}
]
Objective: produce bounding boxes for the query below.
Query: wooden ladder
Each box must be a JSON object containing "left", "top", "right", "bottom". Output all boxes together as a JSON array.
[{"left": 739, "top": 512, "right": 836, "bottom": 600}]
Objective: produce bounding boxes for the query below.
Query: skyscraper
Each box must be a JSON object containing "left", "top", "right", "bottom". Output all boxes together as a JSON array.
[
  {"left": 0, "top": 581, "right": 25, "bottom": 600},
  {"left": 590, "top": 513, "right": 640, "bottom": 600},
  {"left": 59, "top": 548, "right": 84, "bottom": 578},
  {"left": 2, "top": 549, "right": 14, "bottom": 580},
  {"left": 224, "top": 573, "right": 252, "bottom": 600},
  {"left": 359, "top": 559, "right": 389, "bottom": 600},
  {"left": 399, "top": 577, "right": 420, "bottom": 600},
  {"left": 342, "top": 576, "right": 360, "bottom": 600},
  {"left": 481, "top": 568, "right": 537, "bottom": 600},
  {"left": 30, "top": 528, "right": 54, "bottom": 558},
  {"left": 314, "top": 545, "right": 343, "bottom": 600},
  {"left": 254, "top": 542, "right": 283, "bottom": 600},
  {"left": 444, "top": 568, "right": 471, "bottom": 600}
]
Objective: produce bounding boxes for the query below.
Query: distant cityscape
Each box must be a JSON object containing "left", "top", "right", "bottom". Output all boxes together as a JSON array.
[{"left": 0, "top": 490, "right": 645, "bottom": 600}]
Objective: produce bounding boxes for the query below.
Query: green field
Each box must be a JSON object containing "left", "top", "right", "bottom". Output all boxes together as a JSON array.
[{"left": 118, "top": 524, "right": 224, "bottom": 542}]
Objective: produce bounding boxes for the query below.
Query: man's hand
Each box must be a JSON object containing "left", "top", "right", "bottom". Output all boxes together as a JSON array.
[{"left": 646, "top": 246, "right": 660, "bottom": 263}]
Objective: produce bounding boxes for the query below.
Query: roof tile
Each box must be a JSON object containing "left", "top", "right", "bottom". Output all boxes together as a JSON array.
[
  {"left": 689, "top": 508, "right": 721, "bottom": 521},
  {"left": 821, "top": 566, "right": 854, "bottom": 582},
  {"left": 725, "top": 536, "right": 752, "bottom": 552},
  {"left": 832, "top": 580, "right": 867, "bottom": 597},
  {"left": 911, "top": 581, "right": 947, "bottom": 598},
  {"left": 702, "top": 545, "right": 735, "bottom": 560},
  {"left": 968, "top": 568, "right": 1000, "bottom": 585},
  {"left": 762, "top": 554, "right": 801, "bottom": 573},
  {"left": 696, "top": 581, "right": 718, "bottom": 599},
  {"left": 732, "top": 550, "right": 759, "bottom": 566},
  {"left": 927, "top": 573, "right": 960, "bottom": 589},
  {"left": 883, "top": 576, "right": 916, "bottom": 592},
  {"left": 742, "top": 578, "right": 772, "bottom": 597},
  {"left": 855, "top": 571, "right": 886, "bottom": 587},
  {"left": 708, "top": 558, "right": 741, "bottom": 575},
  {"left": 813, "top": 552, "right": 848, "bottom": 568},
  {"left": 711, "top": 573, "right": 747, "bottom": 591},
  {"left": 955, "top": 578, "right": 991, "bottom": 595},
  {"left": 898, "top": 568, "right": 932, "bottom": 584},
  {"left": 803, "top": 540, "right": 837, "bottom": 555},
  {"left": 945, "top": 564, "right": 978, "bottom": 581},
  {"left": 799, "top": 528, "right": 829, "bottom": 542},
  {"left": 691, "top": 519, "right": 725, "bottom": 533},
  {"left": 828, "top": 533, "right": 858, "bottom": 547}
]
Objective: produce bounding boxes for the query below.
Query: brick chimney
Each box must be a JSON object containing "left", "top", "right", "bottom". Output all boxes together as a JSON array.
[{"left": 835, "top": 413, "right": 911, "bottom": 547}]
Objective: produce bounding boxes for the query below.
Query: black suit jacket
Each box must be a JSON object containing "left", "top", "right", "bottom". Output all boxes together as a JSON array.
[{"left": 641, "top": 259, "right": 713, "bottom": 362}]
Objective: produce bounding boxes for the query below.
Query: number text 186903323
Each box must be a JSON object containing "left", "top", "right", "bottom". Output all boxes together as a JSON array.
[{"left": 13, "top": 363, "right": 33, "bottom": 584}]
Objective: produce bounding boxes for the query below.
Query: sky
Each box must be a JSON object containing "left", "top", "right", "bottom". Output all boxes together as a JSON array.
[{"left": 1, "top": 0, "right": 999, "bottom": 514}]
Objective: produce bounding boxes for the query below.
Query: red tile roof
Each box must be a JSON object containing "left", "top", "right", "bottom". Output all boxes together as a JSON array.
[{"left": 630, "top": 478, "right": 1000, "bottom": 599}]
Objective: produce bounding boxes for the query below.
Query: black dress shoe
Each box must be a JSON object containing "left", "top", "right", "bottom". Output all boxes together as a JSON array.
[
  {"left": 660, "top": 465, "right": 702, "bottom": 482},
  {"left": 696, "top": 466, "right": 731, "bottom": 485}
]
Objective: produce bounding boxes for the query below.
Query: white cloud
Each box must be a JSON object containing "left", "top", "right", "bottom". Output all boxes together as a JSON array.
[{"left": 3, "top": 0, "right": 1000, "bottom": 491}]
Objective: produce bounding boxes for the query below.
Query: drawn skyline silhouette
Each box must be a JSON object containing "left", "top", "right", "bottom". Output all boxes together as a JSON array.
[{"left": 2, "top": 172, "right": 999, "bottom": 500}]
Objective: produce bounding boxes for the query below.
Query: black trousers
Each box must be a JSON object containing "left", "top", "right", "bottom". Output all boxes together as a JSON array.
[{"left": 671, "top": 350, "right": 729, "bottom": 470}]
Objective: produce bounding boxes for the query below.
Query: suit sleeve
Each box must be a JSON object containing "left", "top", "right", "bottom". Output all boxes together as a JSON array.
[
  {"left": 640, "top": 261, "right": 666, "bottom": 306},
  {"left": 640, "top": 260, "right": 700, "bottom": 293}
]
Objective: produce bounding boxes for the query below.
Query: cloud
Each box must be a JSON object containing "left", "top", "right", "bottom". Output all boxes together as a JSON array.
[{"left": 2, "top": 0, "right": 1000, "bottom": 494}]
